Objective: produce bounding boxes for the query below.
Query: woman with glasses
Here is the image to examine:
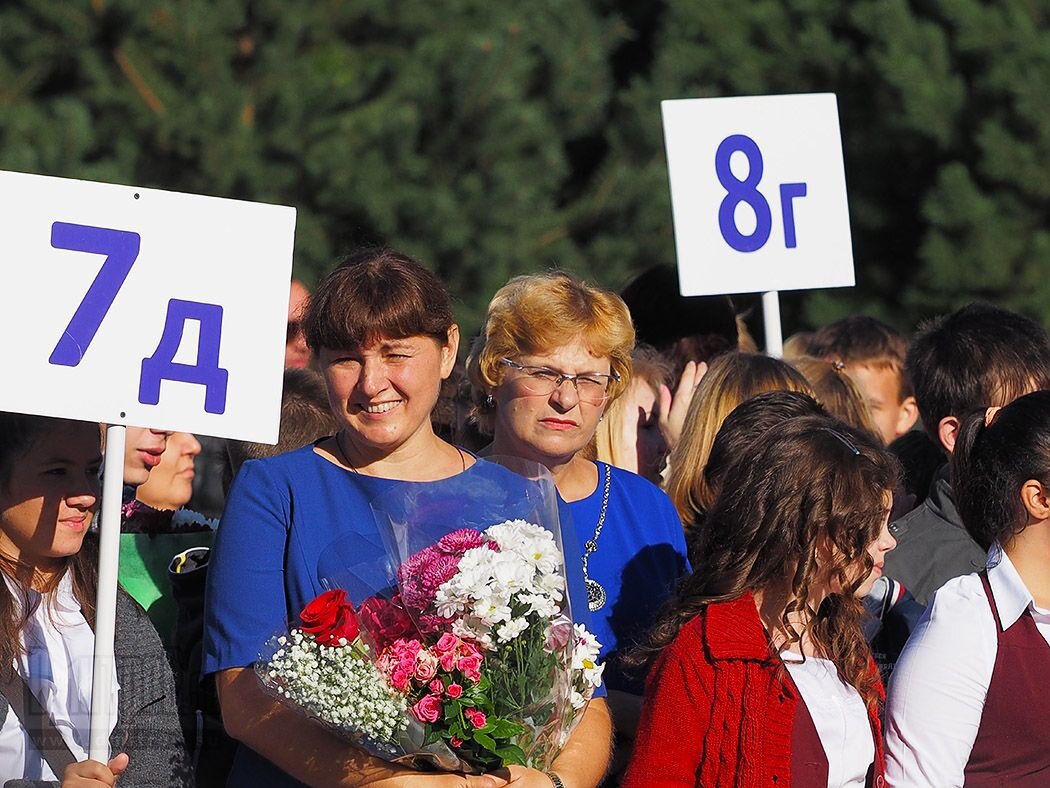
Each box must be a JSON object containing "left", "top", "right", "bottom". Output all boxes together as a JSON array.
[
  {"left": 467, "top": 272, "right": 690, "bottom": 769},
  {"left": 204, "top": 251, "right": 611, "bottom": 788}
]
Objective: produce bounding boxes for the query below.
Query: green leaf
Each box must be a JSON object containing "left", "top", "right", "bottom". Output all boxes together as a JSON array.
[
  {"left": 474, "top": 732, "right": 497, "bottom": 753},
  {"left": 495, "top": 744, "right": 528, "bottom": 765}
]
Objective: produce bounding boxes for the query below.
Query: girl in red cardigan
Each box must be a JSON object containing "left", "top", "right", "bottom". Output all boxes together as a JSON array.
[{"left": 623, "top": 415, "right": 898, "bottom": 788}]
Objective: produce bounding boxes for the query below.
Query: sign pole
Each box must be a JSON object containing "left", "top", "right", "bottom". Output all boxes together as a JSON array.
[
  {"left": 89, "top": 423, "right": 126, "bottom": 761},
  {"left": 762, "top": 290, "right": 784, "bottom": 358}
]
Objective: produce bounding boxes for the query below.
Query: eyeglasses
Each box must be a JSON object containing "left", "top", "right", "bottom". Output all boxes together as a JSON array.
[{"left": 499, "top": 358, "right": 619, "bottom": 405}]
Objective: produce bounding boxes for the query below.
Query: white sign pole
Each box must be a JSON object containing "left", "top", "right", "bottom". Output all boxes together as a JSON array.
[
  {"left": 762, "top": 291, "right": 784, "bottom": 358},
  {"left": 89, "top": 424, "right": 126, "bottom": 760}
]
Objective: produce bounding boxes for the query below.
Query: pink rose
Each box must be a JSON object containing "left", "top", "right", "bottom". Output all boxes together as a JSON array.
[
  {"left": 445, "top": 682, "right": 463, "bottom": 699},
  {"left": 457, "top": 655, "right": 483, "bottom": 683},
  {"left": 429, "top": 679, "right": 444, "bottom": 694},
  {"left": 458, "top": 641, "right": 482, "bottom": 658},
  {"left": 439, "top": 649, "right": 458, "bottom": 672},
  {"left": 390, "top": 669, "right": 411, "bottom": 692},
  {"left": 545, "top": 621, "right": 572, "bottom": 651},
  {"left": 435, "top": 633, "right": 460, "bottom": 654},
  {"left": 410, "top": 694, "right": 443, "bottom": 724},
  {"left": 464, "top": 708, "right": 487, "bottom": 729},
  {"left": 450, "top": 736, "right": 464, "bottom": 748},
  {"left": 414, "top": 651, "right": 438, "bottom": 683}
]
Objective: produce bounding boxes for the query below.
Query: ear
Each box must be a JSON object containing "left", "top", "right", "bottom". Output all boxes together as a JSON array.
[
  {"left": 938, "top": 416, "right": 960, "bottom": 454},
  {"left": 1020, "top": 479, "right": 1050, "bottom": 523},
  {"left": 894, "top": 396, "right": 919, "bottom": 438},
  {"left": 439, "top": 325, "right": 460, "bottom": 379}
]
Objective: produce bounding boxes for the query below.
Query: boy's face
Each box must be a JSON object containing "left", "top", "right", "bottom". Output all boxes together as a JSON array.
[{"left": 847, "top": 362, "right": 918, "bottom": 444}]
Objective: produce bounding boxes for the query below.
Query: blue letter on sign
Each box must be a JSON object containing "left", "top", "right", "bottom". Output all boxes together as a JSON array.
[
  {"left": 49, "top": 222, "right": 140, "bottom": 366},
  {"left": 715, "top": 134, "right": 772, "bottom": 253},
  {"left": 139, "top": 299, "right": 229, "bottom": 414}
]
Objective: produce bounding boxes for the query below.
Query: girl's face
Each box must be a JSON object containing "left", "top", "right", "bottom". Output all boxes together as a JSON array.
[
  {"left": 490, "top": 341, "right": 612, "bottom": 466},
  {"left": 320, "top": 329, "right": 459, "bottom": 458},
  {"left": 0, "top": 421, "right": 101, "bottom": 570},
  {"left": 853, "top": 514, "right": 897, "bottom": 598},
  {"left": 135, "top": 432, "right": 202, "bottom": 511}
]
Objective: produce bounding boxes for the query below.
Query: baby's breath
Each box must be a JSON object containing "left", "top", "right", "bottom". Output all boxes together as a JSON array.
[{"left": 262, "top": 629, "right": 408, "bottom": 746}]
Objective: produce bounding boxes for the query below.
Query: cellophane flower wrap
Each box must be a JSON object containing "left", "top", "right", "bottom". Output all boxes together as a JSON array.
[{"left": 256, "top": 457, "right": 603, "bottom": 774}]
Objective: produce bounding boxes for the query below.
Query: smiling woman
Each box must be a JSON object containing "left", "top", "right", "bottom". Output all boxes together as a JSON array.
[{"left": 202, "top": 249, "right": 613, "bottom": 788}]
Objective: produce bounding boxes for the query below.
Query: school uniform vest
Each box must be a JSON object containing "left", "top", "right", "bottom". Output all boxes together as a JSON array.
[
  {"left": 791, "top": 693, "right": 829, "bottom": 787},
  {"left": 963, "top": 571, "right": 1050, "bottom": 785}
]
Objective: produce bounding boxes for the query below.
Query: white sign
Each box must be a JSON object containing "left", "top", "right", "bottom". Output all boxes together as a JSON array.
[
  {"left": 0, "top": 170, "right": 296, "bottom": 443},
  {"left": 661, "top": 93, "right": 855, "bottom": 297}
]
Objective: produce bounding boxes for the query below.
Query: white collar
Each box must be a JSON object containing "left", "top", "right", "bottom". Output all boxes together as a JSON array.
[{"left": 986, "top": 545, "right": 1036, "bottom": 630}]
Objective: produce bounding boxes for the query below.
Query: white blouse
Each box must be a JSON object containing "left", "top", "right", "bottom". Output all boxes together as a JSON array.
[
  {"left": 782, "top": 652, "right": 874, "bottom": 788},
  {"left": 0, "top": 573, "right": 119, "bottom": 781},
  {"left": 884, "top": 547, "right": 1050, "bottom": 787}
]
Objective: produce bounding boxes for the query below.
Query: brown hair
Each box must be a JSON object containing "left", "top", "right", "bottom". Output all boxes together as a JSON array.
[
  {"left": 906, "top": 303, "right": 1050, "bottom": 443},
  {"left": 467, "top": 271, "right": 635, "bottom": 432},
  {"left": 303, "top": 247, "right": 455, "bottom": 353},
  {"left": 807, "top": 316, "right": 912, "bottom": 399},
  {"left": 666, "top": 352, "right": 813, "bottom": 526},
  {"left": 630, "top": 416, "right": 899, "bottom": 710},
  {"left": 0, "top": 414, "right": 100, "bottom": 681},
  {"left": 791, "top": 357, "right": 882, "bottom": 443},
  {"left": 224, "top": 368, "right": 338, "bottom": 491}
]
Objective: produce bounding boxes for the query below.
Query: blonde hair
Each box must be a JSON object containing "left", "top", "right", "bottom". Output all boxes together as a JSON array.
[
  {"left": 467, "top": 272, "right": 635, "bottom": 432},
  {"left": 666, "top": 352, "right": 813, "bottom": 525},
  {"left": 790, "top": 357, "right": 883, "bottom": 444},
  {"left": 593, "top": 346, "right": 671, "bottom": 469}
]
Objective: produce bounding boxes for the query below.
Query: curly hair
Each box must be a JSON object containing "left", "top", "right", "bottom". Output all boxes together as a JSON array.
[{"left": 628, "top": 415, "right": 899, "bottom": 711}]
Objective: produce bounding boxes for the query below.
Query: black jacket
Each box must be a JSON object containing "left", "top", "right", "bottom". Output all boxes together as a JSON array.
[
  {"left": 883, "top": 464, "right": 987, "bottom": 605},
  {"left": 3, "top": 590, "right": 192, "bottom": 787}
]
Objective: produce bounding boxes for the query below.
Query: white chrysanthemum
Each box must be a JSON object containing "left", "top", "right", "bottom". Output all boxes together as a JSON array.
[{"left": 496, "top": 617, "right": 529, "bottom": 643}]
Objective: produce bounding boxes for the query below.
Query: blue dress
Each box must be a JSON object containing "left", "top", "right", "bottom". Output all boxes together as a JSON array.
[
  {"left": 202, "top": 446, "right": 599, "bottom": 787},
  {"left": 561, "top": 461, "right": 690, "bottom": 694}
]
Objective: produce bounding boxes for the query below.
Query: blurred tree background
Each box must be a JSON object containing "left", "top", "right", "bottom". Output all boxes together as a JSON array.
[{"left": 1, "top": 0, "right": 1047, "bottom": 338}]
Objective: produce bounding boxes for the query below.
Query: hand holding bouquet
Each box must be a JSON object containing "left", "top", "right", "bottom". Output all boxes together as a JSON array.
[{"left": 259, "top": 518, "right": 603, "bottom": 773}]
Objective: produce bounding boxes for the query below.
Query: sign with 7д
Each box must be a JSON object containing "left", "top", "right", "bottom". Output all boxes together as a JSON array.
[
  {"left": 0, "top": 170, "right": 296, "bottom": 443},
  {"left": 661, "top": 93, "right": 855, "bottom": 297}
]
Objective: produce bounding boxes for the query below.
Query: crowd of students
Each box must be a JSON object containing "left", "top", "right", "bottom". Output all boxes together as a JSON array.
[{"left": 1, "top": 248, "right": 1048, "bottom": 787}]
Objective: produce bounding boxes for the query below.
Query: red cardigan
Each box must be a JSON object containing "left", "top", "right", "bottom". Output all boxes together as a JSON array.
[{"left": 622, "top": 593, "right": 885, "bottom": 788}]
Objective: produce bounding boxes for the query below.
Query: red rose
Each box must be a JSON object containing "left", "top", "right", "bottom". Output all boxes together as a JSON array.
[
  {"left": 358, "top": 595, "right": 415, "bottom": 650},
  {"left": 300, "top": 589, "right": 360, "bottom": 647}
]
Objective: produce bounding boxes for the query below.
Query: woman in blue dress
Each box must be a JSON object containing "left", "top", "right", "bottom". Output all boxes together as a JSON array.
[
  {"left": 466, "top": 271, "right": 690, "bottom": 769},
  {"left": 202, "top": 250, "right": 611, "bottom": 788}
]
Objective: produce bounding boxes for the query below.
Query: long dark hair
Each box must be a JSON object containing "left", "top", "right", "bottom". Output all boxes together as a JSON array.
[
  {"left": 951, "top": 390, "right": 1050, "bottom": 551},
  {"left": 0, "top": 413, "right": 100, "bottom": 680},
  {"left": 629, "top": 415, "right": 898, "bottom": 709}
]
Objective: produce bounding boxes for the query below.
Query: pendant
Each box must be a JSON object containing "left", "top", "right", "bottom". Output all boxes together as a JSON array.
[{"left": 586, "top": 578, "right": 607, "bottom": 612}]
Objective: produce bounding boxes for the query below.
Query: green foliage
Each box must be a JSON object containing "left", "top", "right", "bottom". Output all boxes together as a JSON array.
[{"left": 2, "top": 0, "right": 1048, "bottom": 337}]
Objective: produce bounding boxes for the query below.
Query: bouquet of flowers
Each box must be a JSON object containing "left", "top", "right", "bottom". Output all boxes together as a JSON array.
[{"left": 257, "top": 458, "right": 603, "bottom": 773}]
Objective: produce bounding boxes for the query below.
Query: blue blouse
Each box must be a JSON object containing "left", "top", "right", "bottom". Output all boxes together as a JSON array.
[
  {"left": 561, "top": 461, "right": 690, "bottom": 694},
  {"left": 202, "top": 446, "right": 599, "bottom": 787}
]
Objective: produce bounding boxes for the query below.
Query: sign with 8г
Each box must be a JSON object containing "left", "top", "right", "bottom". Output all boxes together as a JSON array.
[
  {"left": 661, "top": 93, "right": 855, "bottom": 297},
  {"left": 0, "top": 170, "right": 296, "bottom": 443}
]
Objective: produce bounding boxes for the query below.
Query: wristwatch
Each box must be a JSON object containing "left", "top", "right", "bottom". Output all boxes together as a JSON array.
[{"left": 546, "top": 773, "right": 566, "bottom": 788}]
